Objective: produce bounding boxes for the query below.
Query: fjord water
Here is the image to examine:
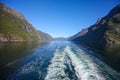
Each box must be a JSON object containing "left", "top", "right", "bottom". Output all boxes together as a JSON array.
[{"left": 0, "top": 41, "right": 120, "bottom": 80}]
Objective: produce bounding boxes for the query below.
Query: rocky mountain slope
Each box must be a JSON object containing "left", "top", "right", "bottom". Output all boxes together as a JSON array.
[
  {"left": 0, "top": 3, "right": 52, "bottom": 42},
  {"left": 70, "top": 28, "right": 88, "bottom": 40},
  {"left": 71, "top": 4, "right": 120, "bottom": 50},
  {"left": 70, "top": 4, "right": 120, "bottom": 66}
]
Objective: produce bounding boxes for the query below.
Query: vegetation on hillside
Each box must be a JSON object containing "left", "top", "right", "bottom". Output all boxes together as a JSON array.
[{"left": 0, "top": 3, "right": 52, "bottom": 42}]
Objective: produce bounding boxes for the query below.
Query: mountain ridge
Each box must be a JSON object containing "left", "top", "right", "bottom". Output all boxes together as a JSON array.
[
  {"left": 0, "top": 3, "right": 52, "bottom": 42},
  {"left": 70, "top": 4, "right": 120, "bottom": 49}
]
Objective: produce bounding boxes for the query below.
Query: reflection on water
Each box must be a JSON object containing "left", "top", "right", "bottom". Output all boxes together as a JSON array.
[
  {"left": 0, "top": 41, "right": 50, "bottom": 79},
  {"left": 106, "top": 44, "right": 120, "bottom": 62},
  {"left": 105, "top": 44, "right": 120, "bottom": 71}
]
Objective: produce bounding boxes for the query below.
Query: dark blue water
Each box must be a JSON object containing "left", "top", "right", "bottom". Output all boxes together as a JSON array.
[{"left": 0, "top": 41, "right": 120, "bottom": 80}]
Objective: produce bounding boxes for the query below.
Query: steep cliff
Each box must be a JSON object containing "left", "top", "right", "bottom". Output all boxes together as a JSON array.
[
  {"left": 0, "top": 3, "right": 52, "bottom": 42},
  {"left": 71, "top": 4, "right": 120, "bottom": 50}
]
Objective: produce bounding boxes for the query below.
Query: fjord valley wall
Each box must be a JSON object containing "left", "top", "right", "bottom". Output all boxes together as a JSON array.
[
  {"left": 70, "top": 4, "right": 120, "bottom": 69},
  {"left": 0, "top": 3, "right": 52, "bottom": 42}
]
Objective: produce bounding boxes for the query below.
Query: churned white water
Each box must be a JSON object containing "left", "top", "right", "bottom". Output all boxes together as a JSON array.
[
  {"left": 45, "top": 47, "right": 71, "bottom": 80},
  {"left": 45, "top": 44, "right": 120, "bottom": 80},
  {"left": 64, "top": 45, "right": 105, "bottom": 80}
]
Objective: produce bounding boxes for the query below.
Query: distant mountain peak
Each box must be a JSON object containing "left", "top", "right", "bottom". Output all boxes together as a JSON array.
[{"left": 54, "top": 37, "right": 67, "bottom": 41}]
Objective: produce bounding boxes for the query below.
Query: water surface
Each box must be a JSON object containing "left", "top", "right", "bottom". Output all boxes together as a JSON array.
[{"left": 0, "top": 41, "right": 120, "bottom": 80}]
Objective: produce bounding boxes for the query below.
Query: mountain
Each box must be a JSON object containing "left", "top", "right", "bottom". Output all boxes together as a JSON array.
[
  {"left": 69, "top": 28, "right": 88, "bottom": 40},
  {"left": 70, "top": 4, "right": 120, "bottom": 66},
  {"left": 0, "top": 3, "right": 52, "bottom": 42},
  {"left": 54, "top": 37, "right": 67, "bottom": 41},
  {"left": 71, "top": 4, "right": 120, "bottom": 49}
]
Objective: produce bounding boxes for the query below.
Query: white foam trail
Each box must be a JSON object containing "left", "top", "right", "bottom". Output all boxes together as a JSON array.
[
  {"left": 45, "top": 48, "right": 71, "bottom": 80},
  {"left": 64, "top": 45, "right": 106, "bottom": 80},
  {"left": 45, "top": 45, "right": 120, "bottom": 80}
]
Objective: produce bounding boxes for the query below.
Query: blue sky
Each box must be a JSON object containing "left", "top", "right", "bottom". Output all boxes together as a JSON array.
[{"left": 0, "top": 0, "right": 120, "bottom": 38}]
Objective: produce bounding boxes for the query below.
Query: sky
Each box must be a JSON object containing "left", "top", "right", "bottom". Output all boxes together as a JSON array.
[{"left": 0, "top": 0, "right": 120, "bottom": 38}]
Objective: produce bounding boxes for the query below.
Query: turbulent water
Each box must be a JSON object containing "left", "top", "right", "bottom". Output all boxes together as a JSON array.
[{"left": 5, "top": 41, "right": 120, "bottom": 80}]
